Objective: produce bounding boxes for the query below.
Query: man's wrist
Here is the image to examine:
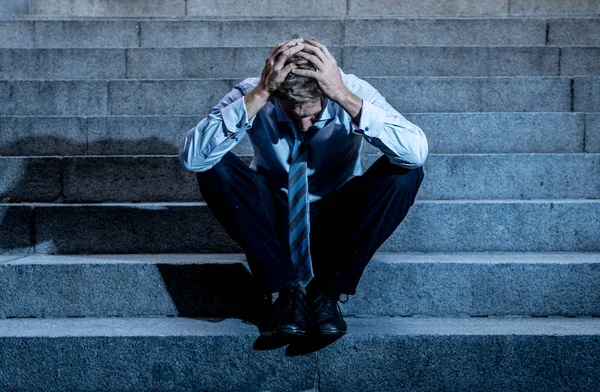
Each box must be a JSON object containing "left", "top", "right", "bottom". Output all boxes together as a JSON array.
[
  {"left": 244, "top": 86, "right": 271, "bottom": 119},
  {"left": 334, "top": 88, "right": 363, "bottom": 123}
]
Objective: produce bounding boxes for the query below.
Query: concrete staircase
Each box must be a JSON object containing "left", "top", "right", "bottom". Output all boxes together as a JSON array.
[{"left": 1, "top": 0, "right": 600, "bottom": 390}]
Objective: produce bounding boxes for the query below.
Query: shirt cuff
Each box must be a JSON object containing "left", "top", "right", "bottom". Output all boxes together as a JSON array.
[
  {"left": 220, "top": 95, "right": 255, "bottom": 134},
  {"left": 351, "top": 99, "right": 387, "bottom": 138}
]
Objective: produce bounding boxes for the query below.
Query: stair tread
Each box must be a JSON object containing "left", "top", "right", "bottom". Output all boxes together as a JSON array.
[
  {"left": 1, "top": 315, "right": 598, "bottom": 337},
  {"left": 4, "top": 252, "right": 600, "bottom": 265}
]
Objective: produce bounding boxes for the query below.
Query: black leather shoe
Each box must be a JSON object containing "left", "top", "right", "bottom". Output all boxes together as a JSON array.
[
  {"left": 309, "top": 292, "right": 348, "bottom": 336},
  {"left": 271, "top": 281, "right": 308, "bottom": 336}
]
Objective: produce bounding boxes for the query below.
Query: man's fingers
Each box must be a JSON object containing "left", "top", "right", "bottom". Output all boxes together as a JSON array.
[
  {"left": 300, "top": 42, "right": 327, "bottom": 63},
  {"left": 291, "top": 68, "right": 317, "bottom": 78},
  {"left": 294, "top": 51, "right": 323, "bottom": 69},
  {"left": 281, "top": 62, "right": 297, "bottom": 76},
  {"left": 271, "top": 38, "right": 303, "bottom": 57},
  {"left": 273, "top": 42, "right": 305, "bottom": 70},
  {"left": 305, "top": 39, "right": 335, "bottom": 61}
]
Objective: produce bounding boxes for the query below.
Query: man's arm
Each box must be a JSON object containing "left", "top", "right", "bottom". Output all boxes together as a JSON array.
[
  {"left": 179, "top": 39, "right": 306, "bottom": 172},
  {"left": 179, "top": 83, "right": 254, "bottom": 172},
  {"left": 292, "top": 39, "right": 428, "bottom": 169}
]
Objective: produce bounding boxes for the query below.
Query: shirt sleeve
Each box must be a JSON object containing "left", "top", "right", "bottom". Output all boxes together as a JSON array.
[
  {"left": 345, "top": 72, "right": 429, "bottom": 169},
  {"left": 179, "top": 81, "right": 256, "bottom": 172}
]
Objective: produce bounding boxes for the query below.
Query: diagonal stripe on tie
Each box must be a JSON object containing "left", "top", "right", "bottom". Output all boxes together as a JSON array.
[{"left": 288, "top": 138, "right": 313, "bottom": 287}]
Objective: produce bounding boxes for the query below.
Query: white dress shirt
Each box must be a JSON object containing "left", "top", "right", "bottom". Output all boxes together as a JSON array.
[{"left": 179, "top": 68, "right": 428, "bottom": 202}]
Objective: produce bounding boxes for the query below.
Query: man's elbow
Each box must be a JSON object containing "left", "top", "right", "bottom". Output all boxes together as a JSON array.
[{"left": 389, "top": 141, "right": 428, "bottom": 169}]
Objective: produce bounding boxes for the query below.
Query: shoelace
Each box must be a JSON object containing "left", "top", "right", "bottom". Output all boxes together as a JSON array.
[
  {"left": 275, "top": 284, "right": 306, "bottom": 313},
  {"left": 312, "top": 293, "right": 344, "bottom": 317}
]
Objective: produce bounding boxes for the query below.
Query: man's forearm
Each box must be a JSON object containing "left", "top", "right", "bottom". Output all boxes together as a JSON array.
[
  {"left": 244, "top": 86, "right": 271, "bottom": 119},
  {"left": 334, "top": 89, "right": 363, "bottom": 126}
]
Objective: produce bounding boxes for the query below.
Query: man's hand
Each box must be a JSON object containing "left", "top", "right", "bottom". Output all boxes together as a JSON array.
[
  {"left": 291, "top": 39, "right": 348, "bottom": 102},
  {"left": 257, "top": 38, "right": 306, "bottom": 97},
  {"left": 293, "top": 39, "right": 363, "bottom": 122},
  {"left": 244, "top": 38, "right": 305, "bottom": 119}
]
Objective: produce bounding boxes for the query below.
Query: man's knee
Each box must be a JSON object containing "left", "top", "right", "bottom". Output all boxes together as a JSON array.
[
  {"left": 196, "top": 151, "right": 240, "bottom": 187},
  {"left": 386, "top": 165, "right": 424, "bottom": 199}
]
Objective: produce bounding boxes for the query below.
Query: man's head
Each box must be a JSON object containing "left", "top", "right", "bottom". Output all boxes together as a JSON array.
[{"left": 273, "top": 53, "right": 326, "bottom": 132}]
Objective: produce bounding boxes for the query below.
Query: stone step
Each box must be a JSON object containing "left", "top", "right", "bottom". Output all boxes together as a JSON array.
[
  {"left": 23, "top": 0, "right": 600, "bottom": 17},
  {"left": 1, "top": 46, "right": 600, "bottom": 79},
  {"left": 1, "top": 253, "right": 599, "bottom": 318},
  {"left": 1, "top": 154, "right": 598, "bottom": 203},
  {"left": 2, "top": 200, "right": 599, "bottom": 254},
  {"left": 0, "top": 316, "right": 599, "bottom": 391},
  {"left": 1, "top": 18, "right": 599, "bottom": 48},
  {"left": 3, "top": 77, "right": 597, "bottom": 115},
  {"left": 1, "top": 113, "right": 592, "bottom": 156}
]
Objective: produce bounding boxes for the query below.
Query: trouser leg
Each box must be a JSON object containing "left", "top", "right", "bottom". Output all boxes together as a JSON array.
[
  {"left": 196, "top": 152, "right": 296, "bottom": 293},
  {"left": 308, "top": 155, "right": 425, "bottom": 295}
]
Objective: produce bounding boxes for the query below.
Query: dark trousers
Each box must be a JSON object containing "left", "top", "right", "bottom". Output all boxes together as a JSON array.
[{"left": 196, "top": 151, "right": 424, "bottom": 296}]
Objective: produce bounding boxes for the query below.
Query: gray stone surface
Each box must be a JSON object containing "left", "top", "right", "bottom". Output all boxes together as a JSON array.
[
  {"left": 1, "top": 113, "right": 580, "bottom": 156},
  {"left": 511, "top": 0, "right": 600, "bottom": 16},
  {"left": 34, "top": 203, "right": 240, "bottom": 254},
  {"left": 343, "top": 46, "right": 559, "bottom": 76},
  {"left": 109, "top": 79, "right": 236, "bottom": 115},
  {"left": 345, "top": 18, "right": 546, "bottom": 46},
  {"left": 29, "top": 201, "right": 600, "bottom": 253},
  {"left": 187, "top": 0, "right": 346, "bottom": 17},
  {"left": 418, "top": 153, "right": 600, "bottom": 200},
  {"left": 0, "top": 116, "right": 86, "bottom": 156},
  {"left": 3, "top": 113, "right": 579, "bottom": 156},
  {"left": 350, "top": 252, "right": 600, "bottom": 317},
  {"left": 0, "top": 254, "right": 258, "bottom": 318},
  {"left": 587, "top": 113, "right": 600, "bottom": 152},
  {"left": 51, "top": 153, "right": 600, "bottom": 202},
  {"left": 127, "top": 46, "right": 342, "bottom": 79},
  {"left": 0, "top": 205, "right": 32, "bottom": 254},
  {"left": 366, "top": 77, "right": 571, "bottom": 113},
  {"left": 30, "top": 0, "right": 186, "bottom": 17},
  {"left": 390, "top": 200, "right": 600, "bottom": 252},
  {"left": 0, "top": 20, "right": 140, "bottom": 48},
  {"left": 0, "top": 49, "right": 126, "bottom": 80},
  {"left": 0, "top": 158, "right": 61, "bottom": 203},
  {"left": 574, "top": 77, "right": 600, "bottom": 111},
  {"left": 548, "top": 18, "right": 600, "bottom": 46},
  {"left": 108, "top": 77, "right": 572, "bottom": 115},
  {"left": 347, "top": 0, "right": 508, "bottom": 16},
  {"left": 0, "top": 317, "right": 599, "bottom": 391},
  {"left": 0, "top": 21, "right": 34, "bottom": 48},
  {"left": 62, "top": 156, "right": 200, "bottom": 202},
  {"left": 406, "top": 112, "right": 584, "bottom": 154},
  {"left": 0, "top": 0, "right": 28, "bottom": 19},
  {"left": 86, "top": 115, "right": 198, "bottom": 155},
  {"left": 0, "top": 318, "right": 314, "bottom": 391},
  {"left": 0, "top": 81, "right": 108, "bottom": 116},
  {"left": 561, "top": 47, "right": 600, "bottom": 76},
  {"left": 140, "top": 19, "right": 343, "bottom": 48},
  {"left": 2, "top": 253, "right": 599, "bottom": 318},
  {"left": 318, "top": 318, "right": 600, "bottom": 392}
]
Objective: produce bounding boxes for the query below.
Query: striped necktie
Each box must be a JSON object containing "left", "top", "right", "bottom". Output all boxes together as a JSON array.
[{"left": 288, "top": 136, "right": 314, "bottom": 287}]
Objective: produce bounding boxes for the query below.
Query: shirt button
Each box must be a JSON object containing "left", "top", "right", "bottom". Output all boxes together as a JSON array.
[{"left": 365, "top": 126, "right": 369, "bottom": 132}]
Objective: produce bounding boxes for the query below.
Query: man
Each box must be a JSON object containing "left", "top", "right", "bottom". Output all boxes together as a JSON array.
[{"left": 179, "top": 38, "right": 428, "bottom": 337}]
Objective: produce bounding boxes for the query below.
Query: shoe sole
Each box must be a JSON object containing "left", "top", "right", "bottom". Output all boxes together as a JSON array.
[
  {"left": 276, "top": 329, "right": 307, "bottom": 337},
  {"left": 315, "top": 329, "right": 347, "bottom": 336}
]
